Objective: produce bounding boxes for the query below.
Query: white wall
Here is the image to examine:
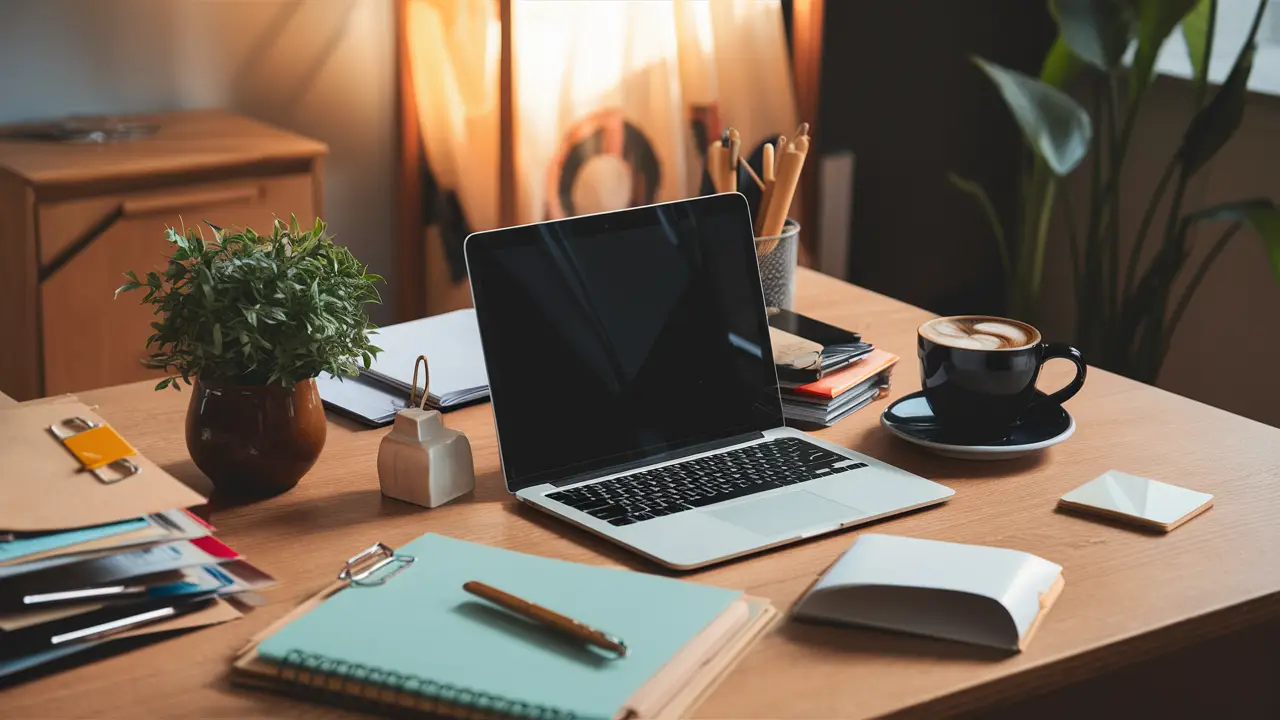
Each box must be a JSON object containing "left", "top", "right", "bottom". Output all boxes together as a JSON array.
[{"left": 0, "top": 0, "right": 396, "bottom": 322}]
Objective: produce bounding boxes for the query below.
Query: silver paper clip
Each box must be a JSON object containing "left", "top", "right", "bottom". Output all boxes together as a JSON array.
[
  {"left": 47, "top": 417, "right": 142, "bottom": 484},
  {"left": 338, "top": 542, "right": 416, "bottom": 587}
]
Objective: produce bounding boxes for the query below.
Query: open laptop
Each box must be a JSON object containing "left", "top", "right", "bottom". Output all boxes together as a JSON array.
[{"left": 465, "top": 194, "right": 953, "bottom": 569}]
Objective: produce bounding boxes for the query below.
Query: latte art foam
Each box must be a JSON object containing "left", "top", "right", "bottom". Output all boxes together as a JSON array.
[{"left": 921, "top": 317, "right": 1037, "bottom": 350}]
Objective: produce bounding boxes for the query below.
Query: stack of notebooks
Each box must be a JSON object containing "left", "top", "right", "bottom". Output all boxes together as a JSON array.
[
  {"left": 0, "top": 398, "right": 274, "bottom": 681},
  {"left": 768, "top": 309, "right": 899, "bottom": 427},
  {"left": 316, "top": 308, "right": 489, "bottom": 426},
  {"left": 234, "top": 533, "right": 778, "bottom": 718}
]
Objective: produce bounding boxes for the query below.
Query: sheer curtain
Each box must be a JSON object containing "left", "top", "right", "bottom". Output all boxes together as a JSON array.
[{"left": 404, "top": 0, "right": 797, "bottom": 311}]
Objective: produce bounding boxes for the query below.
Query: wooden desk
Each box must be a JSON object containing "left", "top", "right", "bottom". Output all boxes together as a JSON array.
[{"left": 4, "top": 269, "right": 1279, "bottom": 718}]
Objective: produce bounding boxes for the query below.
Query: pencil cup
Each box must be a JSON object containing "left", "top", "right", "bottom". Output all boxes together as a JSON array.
[{"left": 755, "top": 218, "right": 799, "bottom": 310}]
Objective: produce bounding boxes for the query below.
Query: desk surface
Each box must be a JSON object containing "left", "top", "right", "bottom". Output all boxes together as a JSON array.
[{"left": 5, "top": 268, "right": 1279, "bottom": 718}]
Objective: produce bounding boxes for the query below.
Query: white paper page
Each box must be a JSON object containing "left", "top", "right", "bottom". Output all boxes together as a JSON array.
[
  {"left": 805, "top": 534, "right": 1061, "bottom": 641},
  {"left": 365, "top": 309, "right": 488, "bottom": 403}
]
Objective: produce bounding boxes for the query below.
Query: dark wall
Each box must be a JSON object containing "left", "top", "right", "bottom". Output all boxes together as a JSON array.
[{"left": 815, "top": 1, "right": 1055, "bottom": 315}]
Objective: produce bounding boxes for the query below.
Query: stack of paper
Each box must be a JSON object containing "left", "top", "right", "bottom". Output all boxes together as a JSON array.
[
  {"left": 780, "top": 349, "right": 899, "bottom": 427},
  {"left": 0, "top": 399, "right": 274, "bottom": 681},
  {"left": 233, "top": 533, "right": 778, "bottom": 719}
]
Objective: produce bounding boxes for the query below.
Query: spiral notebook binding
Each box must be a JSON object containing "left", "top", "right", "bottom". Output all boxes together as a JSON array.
[{"left": 276, "top": 649, "right": 577, "bottom": 720}]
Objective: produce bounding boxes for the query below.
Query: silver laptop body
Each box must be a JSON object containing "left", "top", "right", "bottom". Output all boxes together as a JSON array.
[{"left": 465, "top": 194, "right": 952, "bottom": 569}]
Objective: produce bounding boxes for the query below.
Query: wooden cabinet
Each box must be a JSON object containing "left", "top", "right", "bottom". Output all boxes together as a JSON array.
[{"left": 0, "top": 111, "right": 326, "bottom": 399}]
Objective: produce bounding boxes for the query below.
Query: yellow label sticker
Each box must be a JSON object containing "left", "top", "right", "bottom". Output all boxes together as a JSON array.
[{"left": 62, "top": 425, "right": 137, "bottom": 470}]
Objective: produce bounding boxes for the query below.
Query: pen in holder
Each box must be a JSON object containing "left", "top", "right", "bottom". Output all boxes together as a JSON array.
[
  {"left": 755, "top": 218, "right": 799, "bottom": 310},
  {"left": 377, "top": 355, "right": 475, "bottom": 508}
]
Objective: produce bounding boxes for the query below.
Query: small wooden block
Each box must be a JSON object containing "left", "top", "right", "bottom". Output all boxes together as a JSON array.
[{"left": 1058, "top": 470, "right": 1214, "bottom": 532}]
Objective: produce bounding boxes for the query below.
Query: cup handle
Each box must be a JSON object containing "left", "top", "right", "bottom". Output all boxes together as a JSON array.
[{"left": 1033, "top": 343, "right": 1087, "bottom": 408}]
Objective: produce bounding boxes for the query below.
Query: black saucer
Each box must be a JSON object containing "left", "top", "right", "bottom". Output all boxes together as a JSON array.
[{"left": 880, "top": 390, "right": 1074, "bottom": 460}]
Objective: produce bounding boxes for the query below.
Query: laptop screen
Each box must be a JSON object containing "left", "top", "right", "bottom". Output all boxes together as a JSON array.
[{"left": 466, "top": 194, "right": 783, "bottom": 492}]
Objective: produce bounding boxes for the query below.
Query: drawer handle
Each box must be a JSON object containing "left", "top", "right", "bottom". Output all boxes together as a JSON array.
[{"left": 121, "top": 186, "right": 262, "bottom": 217}]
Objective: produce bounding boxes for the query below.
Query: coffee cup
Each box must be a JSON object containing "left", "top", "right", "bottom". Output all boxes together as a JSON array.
[{"left": 917, "top": 315, "right": 1086, "bottom": 437}]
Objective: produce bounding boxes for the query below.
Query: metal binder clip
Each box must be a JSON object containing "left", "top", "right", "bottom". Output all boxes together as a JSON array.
[
  {"left": 338, "top": 542, "right": 416, "bottom": 587},
  {"left": 49, "top": 416, "right": 100, "bottom": 439},
  {"left": 48, "top": 417, "right": 142, "bottom": 484}
]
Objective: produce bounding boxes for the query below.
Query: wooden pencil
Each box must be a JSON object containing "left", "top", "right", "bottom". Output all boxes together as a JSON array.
[{"left": 740, "top": 158, "right": 765, "bottom": 190}]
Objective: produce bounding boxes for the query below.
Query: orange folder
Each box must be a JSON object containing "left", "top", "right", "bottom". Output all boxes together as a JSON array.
[{"left": 791, "top": 349, "right": 900, "bottom": 399}]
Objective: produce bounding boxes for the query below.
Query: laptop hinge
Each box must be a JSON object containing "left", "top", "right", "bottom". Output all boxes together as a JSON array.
[{"left": 549, "top": 431, "right": 767, "bottom": 487}]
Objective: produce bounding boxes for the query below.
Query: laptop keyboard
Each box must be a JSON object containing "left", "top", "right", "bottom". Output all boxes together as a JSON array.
[{"left": 545, "top": 437, "right": 868, "bottom": 526}]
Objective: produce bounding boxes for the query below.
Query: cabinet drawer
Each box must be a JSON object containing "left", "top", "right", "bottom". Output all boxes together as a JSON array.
[{"left": 40, "top": 174, "right": 316, "bottom": 395}]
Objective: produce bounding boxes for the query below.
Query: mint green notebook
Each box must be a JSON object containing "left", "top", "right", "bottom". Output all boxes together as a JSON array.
[{"left": 257, "top": 533, "right": 741, "bottom": 719}]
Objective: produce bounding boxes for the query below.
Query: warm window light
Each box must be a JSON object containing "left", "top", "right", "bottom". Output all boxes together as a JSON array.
[{"left": 405, "top": 0, "right": 796, "bottom": 228}]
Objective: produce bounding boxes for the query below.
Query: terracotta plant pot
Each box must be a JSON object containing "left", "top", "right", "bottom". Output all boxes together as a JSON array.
[{"left": 186, "top": 377, "right": 326, "bottom": 498}]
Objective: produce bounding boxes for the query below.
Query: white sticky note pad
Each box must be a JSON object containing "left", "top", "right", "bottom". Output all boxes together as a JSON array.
[{"left": 1059, "top": 470, "right": 1214, "bottom": 532}]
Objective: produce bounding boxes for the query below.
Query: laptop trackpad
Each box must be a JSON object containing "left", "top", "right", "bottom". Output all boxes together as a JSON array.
[{"left": 708, "top": 490, "right": 859, "bottom": 538}]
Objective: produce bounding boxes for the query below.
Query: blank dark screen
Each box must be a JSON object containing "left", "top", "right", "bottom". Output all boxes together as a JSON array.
[{"left": 466, "top": 195, "right": 782, "bottom": 491}]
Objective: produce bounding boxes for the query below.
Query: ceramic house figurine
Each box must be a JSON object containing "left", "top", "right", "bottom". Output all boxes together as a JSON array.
[{"left": 377, "top": 356, "right": 475, "bottom": 508}]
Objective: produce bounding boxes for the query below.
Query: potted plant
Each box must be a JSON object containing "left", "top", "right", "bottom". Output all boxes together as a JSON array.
[
  {"left": 116, "top": 217, "right": 383, "bottom": 497},
  {"left": 951, "top": 0, "right": 1280, "bottom": 383}
]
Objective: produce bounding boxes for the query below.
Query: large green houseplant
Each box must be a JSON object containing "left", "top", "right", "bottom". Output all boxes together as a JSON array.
[
  {"left": 117, "top": 217, "right": 382, "bottom": 496},
  {"left": 952, "top": 0, "right": 1280, "bottom": 383}
]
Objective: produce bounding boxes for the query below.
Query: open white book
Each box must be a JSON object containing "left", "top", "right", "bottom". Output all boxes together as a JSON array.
[
  {"left": 364, "top": 309, "right": 489, "bottom": 409},
  {"left": 794, "top": 534, "right": 1064, "bottom": 651}
]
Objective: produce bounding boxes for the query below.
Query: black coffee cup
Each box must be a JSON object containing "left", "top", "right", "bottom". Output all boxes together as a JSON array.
[{"left": 917, "top": 315, "right": 1086, "bottom": 437}]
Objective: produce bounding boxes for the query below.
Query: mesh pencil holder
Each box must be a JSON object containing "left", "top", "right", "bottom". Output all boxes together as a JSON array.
[{"left": 755, "top": 218, "right": 799, "bottom": 310}]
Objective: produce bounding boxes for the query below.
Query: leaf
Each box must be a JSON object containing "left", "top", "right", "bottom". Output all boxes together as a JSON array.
[
  {"left": 973, "top": 57, "right": 1093, "bottom": 176},
  {"left": 1185, "top": 198, "right": 1280, "bottom": 278},
  {"left": 1181, "top": 0, "right": 1215, "bottom": 91},
  {"left": 1177, "top": 1, "right": 1264, "bottom": 177},
  {"left": 155, "top": 378, "right": 172, "bottom": 391},
  {"left": 1130, "top": 0, "right": 1201, "bottom": 102},
  {"left": 212, "top": 323, "right": 223, "bottom": 355},
  {"left": 948, "top": 172, "right": 1010, "bottom": 274},
  {"left": 1040, "top": 35, "right": 1084, "bottom": 89},
  {"left": 1051, "top": 0, "right": 1132, "bottom": 70}
]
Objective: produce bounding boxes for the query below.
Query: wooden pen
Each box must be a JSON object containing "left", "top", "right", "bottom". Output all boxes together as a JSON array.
[
  {"left": 761, "top": 142, "right": 806, "bottom": 238},
  {"left": 463, "top": 580, "right": 629, "bottom": 657},
  {"left": 756, "top": 142, "right": 776, "bottom": 236}
]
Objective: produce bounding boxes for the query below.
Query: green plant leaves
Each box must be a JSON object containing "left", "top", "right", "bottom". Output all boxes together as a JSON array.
[
  {"left": 948, "top": 172, "right": 1010, "bottom": 274},
  {"left": 1130, "top": 0, "right": 1201, "bottom": 101},
  {"left": 973, "top": 57, "right": 1093, "bottom": 176},
  {"left": 1177, "top": 1, "right": 1263, "bottom": 177},
  {"left": 115, "top": 218, "right": 383, "bottom": 390},
  {"left": 1186, "top": 198, "right": 1280, "bottom": 277},
  {"left": 1052, "top": 0, "right": 1132, "bottom": 70},
  {"left": 1040, "top": 36, "right": 1084, "bottom": 89},
  {"left": 1181, "top": 0, "right": 1215, "bottom": 89}
]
